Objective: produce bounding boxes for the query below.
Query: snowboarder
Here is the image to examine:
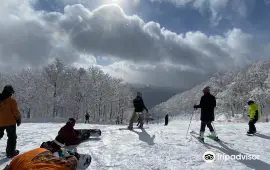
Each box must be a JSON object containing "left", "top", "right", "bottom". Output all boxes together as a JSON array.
[
  {"left": 194, "top": 86, "right": 218, "bottom": 142},
  {"left": 85, "top": 112, "right": 90, "bottom": 124},
  {"left": 4, "top": 136, "right": 79, "bottom": 170},
  {"left": 247, "top": 100, "right": 260, "bottom": 135},
  {"left": 58, "top": 118, "right": 90, "bottom": 146},
  {"left": 128, "top": 92, "right": 148, "bottom": 130},
  {"left": 0, "top": 85, "right": 21, "bottom": 158},
  {"left": 165, "top": 114, "right": 169, "bottom": 126}
]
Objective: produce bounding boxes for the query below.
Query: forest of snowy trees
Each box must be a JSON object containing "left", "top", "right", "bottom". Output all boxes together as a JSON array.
[
  {"left": 151, "top": 60, "right": 270, "bottom": 122},
  {"left": 0, "top": 59, "right": 136, "bottom": 123}
]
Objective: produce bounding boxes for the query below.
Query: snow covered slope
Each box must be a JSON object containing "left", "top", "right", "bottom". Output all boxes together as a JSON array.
[
  {"left": 1, "top": 121, "right": 270, "bottom": 170},
  {"left": 151, "top": 60, "right": 270, "bottom": 122}
]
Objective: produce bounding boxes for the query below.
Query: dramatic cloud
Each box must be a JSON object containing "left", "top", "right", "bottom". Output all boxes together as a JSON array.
[
  {"left": 0, "top": 0, "right": 267, "bottom": 88},
  {"left": 101, "top": 61, "right": 209, "bottom": 88},
  {"left": 149, "top": 0, "right": 255, "bottom": 26}
]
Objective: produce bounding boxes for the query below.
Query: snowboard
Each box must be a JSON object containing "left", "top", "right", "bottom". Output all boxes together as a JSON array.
[
  {"left": 119, "top": 127, "right": 149, "bottom": 130},
  {"left": 78, "top": 154, "right": 92, "bottom": 169},
  {"left": 53, "top": 149, "right": 91, "bottom": 169},
  {"left": 246, "top": 132, "right": 259, "bottom": 136},
  {"left": 76, "top": 129, "right": 101, "bottom": 137}
]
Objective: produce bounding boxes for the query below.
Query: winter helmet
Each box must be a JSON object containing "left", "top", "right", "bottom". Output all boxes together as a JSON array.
[
  {"left": 137, "top": 92, "right": 142, "bottom": 97},
  {"left": 247, "top": 100, "right": 254, "bottom": 105},
  {"left": 67, "top": 118, "right": 76, "bottom": 124},
  {"left": 40, "top": 138, "right": 64, "bottom": 151},
  {"left": 3, "top": 85, "right": 15, "bottom": 94},
  {"left": 66, "top": 118, "right": 76, "bottom": 127},
  {"left": 202, "top": 86, "right": 210, "bottom": 93},
  {"left": 53, "top": 135, "right": 65, "bottom": 147}
]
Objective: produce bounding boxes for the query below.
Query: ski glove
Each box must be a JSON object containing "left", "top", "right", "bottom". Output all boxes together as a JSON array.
[
  {"left": 16, "top": 119, "right": 21, "bottom": 126},
  {"left": 68, "top": 151, "right": 80, "bottom": 160},
  {"left": 193, "top": 105, "right": 199, "bottom": 109}
]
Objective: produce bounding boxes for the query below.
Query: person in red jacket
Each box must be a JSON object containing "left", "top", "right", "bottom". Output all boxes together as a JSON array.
[{"left": 58, "top": 118, "right": 89, "bottom": 146}]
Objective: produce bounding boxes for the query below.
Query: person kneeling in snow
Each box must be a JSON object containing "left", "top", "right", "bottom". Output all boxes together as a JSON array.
[
  {"left": 247, "top": 100, "right": 260, "bottom": 134},
  {"left": 58, "top": 118, "right": 90, "bottom": 146},
  {"left": 3, "top": 136, "right": 79, "bottom": 170}
]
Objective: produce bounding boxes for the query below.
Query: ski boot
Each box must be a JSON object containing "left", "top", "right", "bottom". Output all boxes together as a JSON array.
[
  {"left": 199, "top": 137, "right": 204, "bottom": 143},
  {"left": 199, "top": 132, "right": 204, "bottom": 143},
  {"left": 6, "top": 150, "right": 19, "bottom": 158},
  {"left": 247, "top": 130, "right": 256, "bottom": 135},
  {"left": 127, "top": 126, "right": 133, "bottom": 130},
  {"left": 209, "top": 131, "right": 220, "bottom": 141}
]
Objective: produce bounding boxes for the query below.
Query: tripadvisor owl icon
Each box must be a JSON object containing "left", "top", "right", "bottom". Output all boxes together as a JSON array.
[{"left": 203, "top": 151, "right": 216, "bottom": 163}]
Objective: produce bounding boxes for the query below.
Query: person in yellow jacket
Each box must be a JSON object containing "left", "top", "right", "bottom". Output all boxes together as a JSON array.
[{"left": 247, "top": 100, "right": 260, "bottom": 134}]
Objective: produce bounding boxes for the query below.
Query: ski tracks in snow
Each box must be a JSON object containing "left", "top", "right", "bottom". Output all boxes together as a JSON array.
[{"left": 1, "top": 121, "right": 270, "bottom": 169}]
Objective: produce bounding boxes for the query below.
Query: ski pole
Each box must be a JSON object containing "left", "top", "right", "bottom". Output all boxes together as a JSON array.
[
  {"left": 186, "top": 109, "right": 195, "bottom": 139},
  {"left": 212, "top": 121, "right": 218, "bottom": 137}
]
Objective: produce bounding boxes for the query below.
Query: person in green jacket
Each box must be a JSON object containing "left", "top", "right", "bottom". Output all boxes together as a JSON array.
[{"left": 247, "top": 100, "right": 260, "bottom": 134}]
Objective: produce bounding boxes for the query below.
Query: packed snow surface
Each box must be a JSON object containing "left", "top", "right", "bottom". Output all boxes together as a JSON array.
[{"left": 1, "top": 120, "right": 270, "bottom": 170}]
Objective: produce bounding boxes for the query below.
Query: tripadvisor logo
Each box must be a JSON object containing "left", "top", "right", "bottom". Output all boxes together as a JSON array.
[
  {"left": 203, "top": 151, "right": 215, "bottom": 163},
  {"left": 203, "top": 151, "right": 260, "bottom": 163}
]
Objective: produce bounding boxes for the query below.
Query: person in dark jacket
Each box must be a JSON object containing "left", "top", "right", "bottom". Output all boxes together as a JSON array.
[
  {"left": 0, "top": 85, "right": 21, "bottom": 158},
  {"left": 58, "top": 118, "right": 89, "bottom": 146},
  {"left": 194, "top": 86, "right": 217, "bottom": 142},
  {"left": 85, "top": 112, "right": 90, "bottom": 124},
  {"left": 164, "top": 114, "right": 169, "bottom": 126},
  {"left": 128, "top": 92, "right": 148, "bottom": 130}
]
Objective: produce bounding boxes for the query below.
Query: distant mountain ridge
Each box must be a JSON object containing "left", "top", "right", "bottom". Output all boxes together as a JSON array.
[
  {"left": 133, "top": 84, "right": 185, "bottom": 110},
  {"left": 151, "top": 60, "right": 270, "bottom": 122}
]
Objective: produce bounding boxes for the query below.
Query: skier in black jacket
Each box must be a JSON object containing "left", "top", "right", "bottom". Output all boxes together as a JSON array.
[
  {"left": 128, "top": 92, "right": 148, "bottom": 130},
  {"left": 194, "top": 86, "right": 218, "bottom": 142}
]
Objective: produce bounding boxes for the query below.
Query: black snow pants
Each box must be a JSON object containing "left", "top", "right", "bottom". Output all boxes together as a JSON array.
[
  {"left": 0, "top": 125, "right": 17, "bottom": 156},
  {"left": 200, "top": 121, "right": 214, "bottom": 132},
  {"left": 165, "top": 118, "right": 168, "bottom": 126},
  {"left": 248, "top": 119, "right": 257, "bottom": 132}
]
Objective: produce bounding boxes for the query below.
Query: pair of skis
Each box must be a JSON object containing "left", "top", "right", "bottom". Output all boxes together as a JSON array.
[{"left": 189, "top": 131, "right": 229, "bottom": 144}]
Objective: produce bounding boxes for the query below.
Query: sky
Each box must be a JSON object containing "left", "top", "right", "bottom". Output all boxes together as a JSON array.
[{"left": 1, "top": 0, "right": 270, "bottom": 89}]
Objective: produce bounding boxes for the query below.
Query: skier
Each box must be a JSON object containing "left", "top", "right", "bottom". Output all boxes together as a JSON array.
[
  {"left": 4, "top": 136, "right": 79, "bottom": 170},
  {"left": 128, "top": 92, "right": 148, "bottom": 130},
  {"left": 85, "top": 112, "right": 90, "bottom": 124},
  {"left": 247, "top": 100, "right": 260, "bottom": 135},
  {"left": 0, "top": 85, "right": 21, "bottom": 158},
  {"left": 165, "top": 114, "right": 169, "bottom": 126},
  {"left": 194, "top": 86, "right": 218, "bottom": 142},
  {"left": 58, "top": 118, "right": 90, "bottom": 146}
]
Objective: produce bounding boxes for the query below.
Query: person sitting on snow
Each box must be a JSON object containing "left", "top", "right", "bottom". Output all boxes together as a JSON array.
[
  {"left": 4, "top": 135, "right": 79, "bottom": 170},
  {"left": 58, "top": 118, "right": 90, "bottom": 146},
  {"left": 247, "top": 100, "right": 260, "bottom": 134}
]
